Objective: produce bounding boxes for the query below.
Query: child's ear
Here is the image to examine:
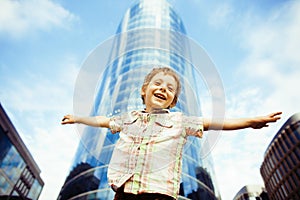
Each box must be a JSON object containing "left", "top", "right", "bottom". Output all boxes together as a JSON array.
[
  {"left": 141, "top": 86, "right": 146, "bottom": 96},
  {"left": 169, "top": 97, "right": 177, "bottom": 108},
  {"left": 141, "top": 86, "right": 146, "bottom": 100}
]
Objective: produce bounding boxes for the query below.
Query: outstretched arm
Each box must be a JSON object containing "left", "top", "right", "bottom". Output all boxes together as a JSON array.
[
  {"left": 61, "top": 114, "right": 110, "bottom": 128},
  {"left": 203, "top": 112, "right": 282, "bottom": 131}
]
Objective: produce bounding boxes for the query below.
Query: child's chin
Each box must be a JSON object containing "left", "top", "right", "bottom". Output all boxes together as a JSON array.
[{"left": 153, "top": 105, "right": 168, "bottom": 110}]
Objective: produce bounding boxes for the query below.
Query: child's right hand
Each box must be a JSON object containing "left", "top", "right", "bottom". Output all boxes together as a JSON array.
[{"left": 61, "top": 114, "right": 76, "bottom": 125}]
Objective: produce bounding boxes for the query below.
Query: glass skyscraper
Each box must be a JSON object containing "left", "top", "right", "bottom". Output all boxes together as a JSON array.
[{"left": 58, "top": 0, "right": 220, "bottom": 199}]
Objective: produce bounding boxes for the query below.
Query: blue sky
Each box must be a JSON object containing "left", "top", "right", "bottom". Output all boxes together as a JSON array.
[{"left": 1, "top": 0, "right": 300, "bottom": 199}]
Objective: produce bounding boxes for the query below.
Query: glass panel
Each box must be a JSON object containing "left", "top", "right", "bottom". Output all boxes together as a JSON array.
[
  {"left": 0, "top": 126, "right": 12, "bottom": 162},
  {"left": 27, "top": 179, "right": 43, "bottom": 200},
  {"left": 278, "top": 137, "right": 287, "bottom": 153},
  {"left": 287, "top": 129, "right": 296, "bottom": 144},
  {"left": 282, "top": 134, "right": 291, "bottom": 149},
  {"left": 1, "top": 146, "right": 25, "bottom": 184},
  {"left": 286, "top": 156, "right": 295, "bottom": 169},
  {"left": 290, "top": 152, "right": 298, "bottom": 166},
  {"left": 294, "top": 125, "right": 300, "bottom": 140},
  {"left": 0, "top": 170, "right": 13, "bottom": 194},
  {"left": 275, "top": 143, "right": 283, "bottom": 158}
]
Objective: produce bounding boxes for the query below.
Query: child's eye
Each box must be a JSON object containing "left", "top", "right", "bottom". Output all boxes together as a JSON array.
[
  {"left": 154, "top": 81, "right": 161, "bottom": 85},
  {"left": 168, "top": 87, "right": 174, "bottom": 92}
]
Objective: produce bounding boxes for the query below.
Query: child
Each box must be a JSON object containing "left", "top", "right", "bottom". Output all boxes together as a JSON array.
[{"left": 62, "top": 67, "right": 281, "bottom": 200}]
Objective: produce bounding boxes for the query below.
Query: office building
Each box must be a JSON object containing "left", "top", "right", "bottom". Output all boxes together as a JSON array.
[
  {"left": 0, "top": 103, "right": 44, "bottom": 199},
  {"left": 260, "top": 113, "right": 300, "bottom": 200},
  {"left": 233, "top": 185, "right": 268, "bottom": 200},
  {"left": 58, "top": 0, "right": 220, "bottom": 199}
]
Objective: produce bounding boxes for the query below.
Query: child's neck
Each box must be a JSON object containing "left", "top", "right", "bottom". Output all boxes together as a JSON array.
[{"left": 144, "top": 107, "right": 169, "bottom": 113}]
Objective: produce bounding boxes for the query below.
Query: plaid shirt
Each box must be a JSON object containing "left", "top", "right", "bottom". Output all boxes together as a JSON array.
[{"left": 108, "top": 110, "right": 203, "bottom": 199}]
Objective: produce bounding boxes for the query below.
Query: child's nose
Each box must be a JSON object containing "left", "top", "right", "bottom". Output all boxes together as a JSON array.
[{"left": 160, "top": 86, "right": 166, "bottom": 92}]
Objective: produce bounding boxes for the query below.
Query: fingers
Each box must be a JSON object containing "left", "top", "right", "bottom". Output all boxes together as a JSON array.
[
  {"left": 267, "top": 112, "right": 282, "bottom": 122},
  {"left": 61, "top": 114, "right": 73, "bottom": 124},
  {"left": 61, "top": 117, "right": 68, "bottom": 124},
  {"left": 270, "top": 111, "right": 282, "bottom": 118},
  {"left": 253, "top": 112, "right": 282, "bottom": 129}
]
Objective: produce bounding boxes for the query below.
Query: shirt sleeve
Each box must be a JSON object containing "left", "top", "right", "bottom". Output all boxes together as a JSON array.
[
  {"left": 182, "top": 115, "right": 204, "bottom": 138},
  {"left": 109, "top": 111, "right": 139, "bottom": 133},
  {"left": 109, "top": 116, "right": 122, "bottom": 134}
]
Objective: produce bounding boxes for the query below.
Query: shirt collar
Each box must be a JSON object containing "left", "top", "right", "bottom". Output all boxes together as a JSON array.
[{"left": 142, "top": 108, "right": 170, "bottom": 114}]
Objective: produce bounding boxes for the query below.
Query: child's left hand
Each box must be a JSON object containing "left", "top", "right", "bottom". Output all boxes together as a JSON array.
[{"left": 250, "top": 112, "right": 282, "bottom": 129}]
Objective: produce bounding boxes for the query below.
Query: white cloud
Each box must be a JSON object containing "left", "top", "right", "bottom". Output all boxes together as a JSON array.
[
  {"left": 242, "top": 2, "right": 300, "bottom": 66},
  {"left": 0, "top": 0, "right": 76, "bottom": 39},
  {"left": 239, "top": 1, "right": 300, "bottom": 116},
  {"left": 212, "top": 123, "right": 280, "bottom": 199},
  {"left": 27, "top": 125, "right": 79, "bottom": 200},
  {"left": 208, "top": 2, "right": 234, "bottom": 29},
  {"left": 211, "top": 1, "right": 300, "bottom": 200},
  {"left": 213, "top": 140, "right": 266, "bottom": 198},
  {"left": 1, "top": 57, "right": 79, "bottom": 113},
  {"left": 0, "top": 57, "right": 80, "bottom": 199}
]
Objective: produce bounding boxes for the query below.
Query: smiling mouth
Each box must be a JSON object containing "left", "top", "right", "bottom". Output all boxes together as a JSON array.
[{"left": 154, "top": 93, "right": 166, "bottom": 100}]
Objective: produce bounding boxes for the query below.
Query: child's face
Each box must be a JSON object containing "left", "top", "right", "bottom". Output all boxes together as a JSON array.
[{"left": 141, "top": 72, "right": 177, "bottom": 112}]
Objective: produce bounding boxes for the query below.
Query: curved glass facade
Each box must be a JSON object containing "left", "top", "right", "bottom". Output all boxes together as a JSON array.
[
  {"left": 58, "top": 0, "right": 220, "bottom": 199},
  {"left": 260, "top": 113, "right": 300, "bottom": 200},
  {"left": 233, "top": 185, "right": 268, "bottom": 200}
]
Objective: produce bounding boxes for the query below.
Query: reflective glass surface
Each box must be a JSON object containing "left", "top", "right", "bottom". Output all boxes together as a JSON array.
[
  {"left": 59, "top": 0, "right": 220, "bottom": 199},
  {"left": 261, "top": 118, "right": 300, "bottom": 200},
  {"left": 0, "top": 123, "right": 43, "bottom": 199}
]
